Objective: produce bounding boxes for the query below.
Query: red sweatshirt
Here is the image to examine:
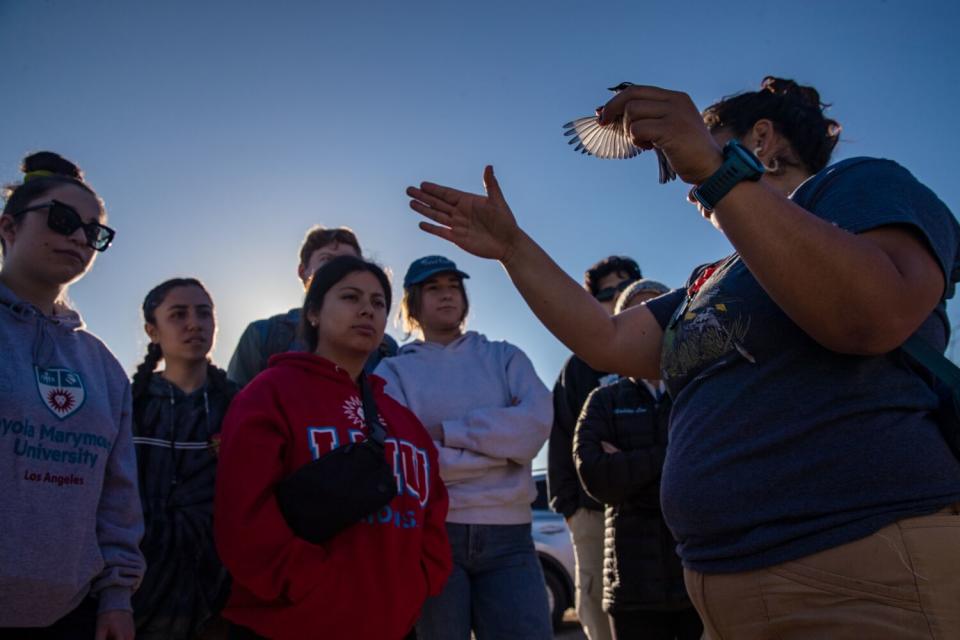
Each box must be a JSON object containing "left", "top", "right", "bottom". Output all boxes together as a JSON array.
[{"left": 214, "top": 353, "right": 451, "bottom": 640}]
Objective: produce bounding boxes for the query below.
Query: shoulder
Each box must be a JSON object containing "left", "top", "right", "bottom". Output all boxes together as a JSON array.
[
  {"left": 378, "top": 392, "right": 429, "bottom": 437},
  {"left": 241, "top": 310, "right": 299, "bottom": 338},
  {"left": 209, "top": 366, "right": 241, "bottom": 400},
  {"left": 794, "top": 156, "right": 951, "bottom": 222},
  {"left": 231, "top": 365, "right": 287, "bottom": 405},
  {"left": 77, "top": 329, "right": 130, "bottom": 389},
  {"left": 381, "top": 333, "right": 399, "bottom": 352},
  {"left": 474, "top": 333, "right": 523, "bottom": 359}
]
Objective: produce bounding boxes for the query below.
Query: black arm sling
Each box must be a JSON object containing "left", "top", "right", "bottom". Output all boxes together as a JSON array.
[{"left": 275, "top": 373, "right": 398, "bottom": 544}]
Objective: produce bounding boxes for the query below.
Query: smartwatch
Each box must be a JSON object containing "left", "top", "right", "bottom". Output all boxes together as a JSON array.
[{"left": 691, "top": 140, "right": 765, "bottom": 211}]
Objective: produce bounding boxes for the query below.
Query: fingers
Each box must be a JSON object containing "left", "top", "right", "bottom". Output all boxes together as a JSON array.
[
  {"left": 409, "top": 199, "right": 452, "bottom": 226},
  {"left": 599, "top": 84, "right": 673, "bottom": 125},
  {"left": 413, "top": 181, "right": 468, "bottom": 207},
  {"left": 406, "top": 186, "right": 459, "bottom": 218},
  {"left": 623, "top": 99, "right": 671, "bottom": 123},
  {"left": 482, "top": 165, "right": 506, "bottom": 205},
  {"left": 418, "top": 221, "right": 457, "bottom": 244},
  {"left": 625, "top": 120, "right": 663, "bottom": 150}
]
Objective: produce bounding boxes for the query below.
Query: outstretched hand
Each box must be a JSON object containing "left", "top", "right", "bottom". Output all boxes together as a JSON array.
[{"left": 406, "top": 166, "right": 521, "bottom": 263}]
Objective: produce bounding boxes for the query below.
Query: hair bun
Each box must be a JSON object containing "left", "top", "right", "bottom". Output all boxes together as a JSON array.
[
  {"left": 761, "top": 76, "right": 823, "bottom": 111},
  {"left": 22, "top": 151, "right": 84, "bottom": 181}
]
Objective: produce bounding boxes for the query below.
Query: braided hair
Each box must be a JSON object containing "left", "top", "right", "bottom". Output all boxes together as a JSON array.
[
  {"left": 702, "top": 76, "right": 842, "bottom": 175},
  {"left": 132, "top": 278, "right": 230, "bottom": 402}
]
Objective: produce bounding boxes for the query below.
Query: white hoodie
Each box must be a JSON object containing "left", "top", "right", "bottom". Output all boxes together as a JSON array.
[{"left": 375, "top": 331, "right": 552, "bottom": 524}]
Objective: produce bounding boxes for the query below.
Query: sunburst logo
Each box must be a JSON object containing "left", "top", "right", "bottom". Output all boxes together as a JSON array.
[
  {"left": 47, "top": 388, "right": 76, "bottom": 414},
  {"left": 343, "top": 396, "right": 365, "bottom": 426},
  {"left": 342, "top": 395, "right": 389, "bottom": 430}
]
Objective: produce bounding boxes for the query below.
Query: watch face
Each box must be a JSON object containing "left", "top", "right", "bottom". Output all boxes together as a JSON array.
[{"left": 726, "top": 140, "right": 766, "bottom": 175}]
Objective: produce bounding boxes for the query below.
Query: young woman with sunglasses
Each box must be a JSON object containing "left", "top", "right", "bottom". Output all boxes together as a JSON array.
[
  {"left": 0, "top": 152, "right": 144, "bottom": 639},
  {"left": 214, "top": 255, "right": 451, "bottom": 640},
  {"left": 407, "top": 78, "right": 960, "bottom": 638},
  {"left": 374, "top": 255, "right": 554, "bottom": 640},
  {"left": 130, "top": 278, "right": 238, "bottom": 640}
]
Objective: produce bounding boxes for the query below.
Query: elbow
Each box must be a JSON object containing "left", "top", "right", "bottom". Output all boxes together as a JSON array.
[{"left": 814, "top": 315, "right": 920, "bottom": 356}]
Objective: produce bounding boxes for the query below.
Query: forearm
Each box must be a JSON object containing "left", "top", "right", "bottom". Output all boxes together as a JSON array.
[
  {"left": 713, "top": 180, "right": 940, "bottom": 353},
  {"left": 502, "top": 231, "right": 661, "bottom": 378},
  {"left": 437, "top": 445, "right": 508, "bottom": 483}
]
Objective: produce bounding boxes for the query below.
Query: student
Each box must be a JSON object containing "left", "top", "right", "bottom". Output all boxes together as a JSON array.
[
  {"left": 548, "top": 255, "right": 641, "bottom": 640},
  {"left": 0, "top": 151, "right": 145, "bottom": 639},
  {"left": 407, "top": 77, "right": 960, "bottom": 638},
  {"left": 215, "top": 255, "right": 451, "bottom": 640},
  {"left": 131, "top": 278, "right": 238, "bottom": 640},
  {"left": 375, "top": 255, "right": 553, "bottom": 640},
  {"left": 573, "top": 279, "right": 702, "bottom": 640},
  {"left": 227, "top": 226, "right": 397, "bottom": 385}
]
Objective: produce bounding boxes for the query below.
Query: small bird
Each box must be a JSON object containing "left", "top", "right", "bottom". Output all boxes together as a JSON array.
[{"left": 563, "top": 81, "right": 677, "bottom": 184}]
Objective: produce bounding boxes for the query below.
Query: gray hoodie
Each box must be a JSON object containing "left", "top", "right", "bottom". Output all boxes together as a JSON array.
[
  {"left": 375, "top": 331, "right": 552, "bottom": 524},
  {"left": 0, "top": 281, "right": 145, "bottom": 627}
]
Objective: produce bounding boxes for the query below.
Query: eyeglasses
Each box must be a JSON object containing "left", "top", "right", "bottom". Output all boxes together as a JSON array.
[
  {"left": 14, "top": 200, "right": 115, "bottom": 252},
  {"left": 594, "top": 278, "right": 636, "bottom": 303}
]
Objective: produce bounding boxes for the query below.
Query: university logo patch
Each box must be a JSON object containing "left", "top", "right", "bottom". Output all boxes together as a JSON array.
[{"left": 35, "top": 366, "right": 85, "bottom": 420}]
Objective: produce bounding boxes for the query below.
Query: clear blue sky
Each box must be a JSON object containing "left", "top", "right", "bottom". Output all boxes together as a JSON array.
[{"left": 3, "top": 1, "right": 959, "bottom": 460}]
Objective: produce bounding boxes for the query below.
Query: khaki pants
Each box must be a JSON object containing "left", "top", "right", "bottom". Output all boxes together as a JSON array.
[
  {"left": 568, "top": 508, "right": 613, "bottom": 640},
  {"left": 685, "top": 503, "right": 960, "bottom": 640}
]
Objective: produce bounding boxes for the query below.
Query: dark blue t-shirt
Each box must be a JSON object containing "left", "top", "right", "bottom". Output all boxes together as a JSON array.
[{"left": 646, "top": 157, "right": 960, "bottom": 573}]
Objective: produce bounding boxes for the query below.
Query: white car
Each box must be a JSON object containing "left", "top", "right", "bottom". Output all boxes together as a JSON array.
[{"left": 532, "top": 471, "right": 576, "bottom": 629}]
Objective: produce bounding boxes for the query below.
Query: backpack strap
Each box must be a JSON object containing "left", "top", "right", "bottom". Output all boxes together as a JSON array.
[
  {"left": 359, "top": 373, "right": 388, "bottom": 449},
  {"left": 902, "top": 334, "right": 960, "bottom": 390}
]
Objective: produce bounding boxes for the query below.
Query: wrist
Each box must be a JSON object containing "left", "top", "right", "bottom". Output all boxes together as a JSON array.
[
  {"left": 693, "top": 149, "right": 726, "bottom": 187},
  {"left": 500, "top": 228, "right": 528, "bottom": 267},
  {"left": 691, "top": 141, "right": 765, "bottom": 211}
]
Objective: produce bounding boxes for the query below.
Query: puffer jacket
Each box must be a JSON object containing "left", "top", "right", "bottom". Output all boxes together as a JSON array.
[
  {"left": 572, "top": 377, "right": 691, "bottom": 614},
  {"left": 131, "top": 369, "right": 238, "bottom": 639}
]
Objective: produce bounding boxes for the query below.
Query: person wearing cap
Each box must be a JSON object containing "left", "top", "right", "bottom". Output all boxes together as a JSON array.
[
  {"left": 375, "top": 255, "right": 554, "bottom": 640},
  {"left": 573, "top": 280, "right": 703, "bottom": 640},
  {"left": 547, "top": 256, "right": 642, "bottom": 640}
]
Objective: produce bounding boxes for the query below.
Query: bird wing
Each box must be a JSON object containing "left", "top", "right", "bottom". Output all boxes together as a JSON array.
[{"left": 562, "top": 116, "right": 639, "bottom": 160}]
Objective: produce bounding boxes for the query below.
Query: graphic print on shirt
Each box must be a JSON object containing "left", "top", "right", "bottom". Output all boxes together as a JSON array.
[
  {"left": 35, "top": 366, "right": 86, "bottom": 420},
  {"left": 301, "top": 394, "right": 431, "bottom": 511},
  {"left": 307, "top": 427, "right": 431, "bottom": 509},
  {"left": 661, "top": 263, "right": 755, "bottom": 388}
]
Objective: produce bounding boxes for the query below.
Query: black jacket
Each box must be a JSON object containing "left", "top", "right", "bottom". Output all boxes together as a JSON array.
[
  {"left": 573, "top": 377, "right": 691, "bottom": 614},
  {"left": 131, "top": 371, "right": 238, "bottom": 639},
  {"left": 547, "top": 354, "right": 608, "bottom": 517}
]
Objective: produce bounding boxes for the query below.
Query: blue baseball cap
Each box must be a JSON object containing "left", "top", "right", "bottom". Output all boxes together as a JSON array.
[{"left": 403, "top": 255, "right": 470, "bottom": 289}]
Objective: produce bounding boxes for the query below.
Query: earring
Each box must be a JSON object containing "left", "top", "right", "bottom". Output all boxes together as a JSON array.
[{"left": 755, "top": 148, "right": 780, "bottom": 174}]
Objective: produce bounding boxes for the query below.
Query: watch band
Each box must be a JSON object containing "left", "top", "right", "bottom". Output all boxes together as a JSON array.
[{"left": 692, "top": 141, "right": 765, "bottom": 211}]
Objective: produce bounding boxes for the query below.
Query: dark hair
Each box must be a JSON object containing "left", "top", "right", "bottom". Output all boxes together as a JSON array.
[
  {"left": 702, "top": 76, "right": 841, "bottom": 175},
  {"left": 131, "top": 278, "right": 227, "bottom": 401},
  {"left": 1, "top": 151, "right": 102, "bottom": 254},
  {"left": 400, "top": 272, "right": 470, "bottom": 336},
  {"left": 300, "top": 255, "right": 392, "bottom": 353},
  {"left": 299, "top": 226, "right": 362, "bottom": 268},
  {"left": 584, "top": 256, "right": 642, "bottom": 296}
]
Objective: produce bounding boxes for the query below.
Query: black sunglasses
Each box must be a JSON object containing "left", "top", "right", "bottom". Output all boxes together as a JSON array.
[
  {"left": 14, "top": 200, "right": 115, "bottom": 252},
  {"left": 594, "top": 278, "right": 636, "bottom": 303}
]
